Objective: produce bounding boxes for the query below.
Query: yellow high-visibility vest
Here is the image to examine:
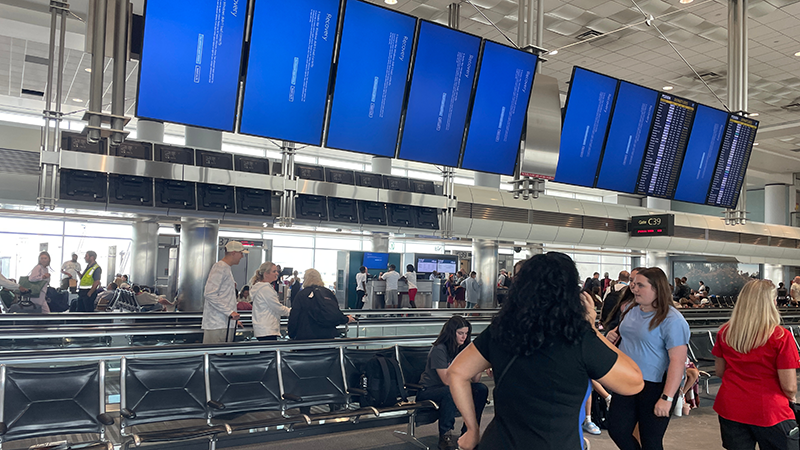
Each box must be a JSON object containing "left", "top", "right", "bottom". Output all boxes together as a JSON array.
[{"left": 79, "top": 263, "right": 99, "bottom": 289}]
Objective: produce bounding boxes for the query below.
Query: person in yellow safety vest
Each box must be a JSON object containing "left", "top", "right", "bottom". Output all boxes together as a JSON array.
[{"left": 76, "top": 251, "right": 102, "bottom": 312}]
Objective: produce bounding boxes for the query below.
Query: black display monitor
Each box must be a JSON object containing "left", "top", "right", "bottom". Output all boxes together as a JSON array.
[
  {"left": 61, "top": 132, "right": 106, "bottom": 155},
  {"left": 398, "top": 21, "right": 481, "bottom": 166},
  {"left": 196, "top": 150, "right": 233, "bottom": 170},
  {"left": 383, "top": 176, "right": 410, "bottom": 192},
  {"left": 136, "top": 0, "right": 246, "bottom": 131},
  {"left": 325, "top": 0, "right": 416, "bottom": 157},
  {"left": 460, "top": 40, "right": 538, "bottom": 175},
  {"left": 109, "top": 140, "right": 152, "bottom": 160},
  {"left": 387, "top": 204, "right": 415, "bottom": 227},
  {"left": 635, "top": 94, "right": 697, "bottom": 198},
  {"left": 296, "top": 195, "right": 328, "bottom": 220},
  {"left": 198, "top": 183, "right": 235, "bottom": 212},
  {"left": 554, "top": 67, "right": 617, "bottom": 187},
  {"left": 108, "top": 174, "right": 153, "bottom": 206},
  {"left": 415, "top": 207, "right": 439, "bottom": 230},
  {"left": 325, "top": 168, "right": 356, "bottom": 185},
  {"left": 328, "top": 198, "right": 359, "bottom": 223},
  {"left": 594, "top": 81, "right": 658, "bottom": 193},
  {"left": 673, "top": 104, "right": 729, "bottom": 205},
  {"left": 239, "top": 0, "right": 340, "bottom": 145},
  {"left": 154, "top": 144, "right": 194, "bottom": 165},
  {"left": 59, "top": 170, "right": 107, "bottom": 203},
  {"left": 706, "top": 114, "right": 759, "bottom": 208},
  {"left": 234, "top": 155, "right": 270, "bottom": 175},
  {"left": 155, "top": 179, "right": 196, "bottom": 209},
  {"left": 356, "top": 172, "right": 383, "bottom": 188},
  {"left": 410, "top": 180, "right": 436, "bottom": 195},
  {"left": 236, "top": 187, "right": 272, "bottom": 216},
  {"left": 358, "top": 201, "right": 387, "bottom": 225},
  {"left": 295, "top": 164, "right": 326, "bottom": 181}
]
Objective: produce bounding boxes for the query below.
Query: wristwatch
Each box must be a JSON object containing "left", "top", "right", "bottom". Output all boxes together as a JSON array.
[{"left": 660, "top": 394, "right": 673, "bottom": 402}]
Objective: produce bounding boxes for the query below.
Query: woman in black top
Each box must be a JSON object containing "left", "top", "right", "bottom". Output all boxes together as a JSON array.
[
  {"left": 416, "top": 315, "right": 488, "bottom": 450},
  {"left": 288, "top": 269, "right": 354, "bottom": 340},
  {"left": 447, "top": 253, "right": 644, "bottom": 450}
]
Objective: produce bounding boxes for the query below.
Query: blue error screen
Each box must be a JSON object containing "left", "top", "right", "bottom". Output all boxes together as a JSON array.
[
  {"left": 460, "top": 41, "right": 538, "bottom": 175},
  {"left": 137, "top": 0, "right": 246, "bottom": 131},
  {"left": 398, "top": 21, "right": 480, "bottom": 167},
  {"left": 325, "top": 0, "right": 416, "bottom": 157},
  {"left": 239, "top": 0, "right": 340, "bottom": 146}
]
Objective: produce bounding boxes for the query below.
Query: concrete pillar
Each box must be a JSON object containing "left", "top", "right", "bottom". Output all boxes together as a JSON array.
[
  {"left": 472, "top": 239, "right": 499, "bottom": 308},
  {"left": 185, "top": 126, "right": 222, "bottom": 150},
  {"left": 136, "top": 119, "right": 165, "bottom": 143},
  {"left": 372, "top": 157, "right": 392, "bottom": 175},
  {"left": 645, "top": 251, "right": 669, "bottom": 277},
  {"left": 131, "top": 220, "right": 159, "bottom": 287},
  {"left": 764, "top": 263, "right": 784, "bottom": 284},
  {"left": 371, "top": 234, "right": 390, "bottom": 253},
  {"left": 178, "top": 218, "right": 220, "bottom": 312},
  {"left": 474, "top": 172, "right": 501, "bottom": 189},
  {"left": 645, "top": 197, "right": 671, "bottom": 211},
  {"left": 764, "top": 184, "right": 787, "bottom": 226}
]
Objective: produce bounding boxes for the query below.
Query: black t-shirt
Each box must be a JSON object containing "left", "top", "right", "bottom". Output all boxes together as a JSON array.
[
  {"left": 419, "top": 344, "right": 451, "bottom": 389},
  {"left": 473, "top": 324, "right": 618, "bottom": 450}
]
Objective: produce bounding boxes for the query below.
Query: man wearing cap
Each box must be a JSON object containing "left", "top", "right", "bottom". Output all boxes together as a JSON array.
[
  {"left": 60, "top": 253, "right": 82, "bottom": 291},
  {"left": 202, "top": 241, "right": 248, "bottom": 343}
]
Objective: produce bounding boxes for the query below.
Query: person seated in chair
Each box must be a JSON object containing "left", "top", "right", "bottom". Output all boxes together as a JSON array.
[{"left": 416, "top": 315, "right": 488, "bottom": 450}]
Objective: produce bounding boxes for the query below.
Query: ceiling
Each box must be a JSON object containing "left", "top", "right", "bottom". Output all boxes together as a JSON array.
[{"left": 0, "top": 0, "right": 799, "bottom": 189}]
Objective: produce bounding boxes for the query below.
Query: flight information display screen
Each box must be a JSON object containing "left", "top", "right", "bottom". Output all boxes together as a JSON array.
[
  {"left": 595, "top": 81, "right": 658, "bottom": 193},
  {"left": 706, "top": 115, "right": 759, "bottom": 208},
  {"left": 554, "top": 67, "right": 617, "bottom": 187},
  {"left": 137, "top": 0, "right": 246, "bottom": 131},
  {"left": 635, "top": 94, "right": 697, "bottom": 198},
  {"left": 673, "top": 105, "right": 728, "bottom": 204},
  {"left": 416, "top": 258, "right": 438, "bottom": 273},
  {"left": 326, "top": 0, "right": 416, "bottom": 157},
  {"left": 460, "top": 41, "right": 538, "bottom": 175},
  {"left": 398, "top": 21, "right": 480, "bottom": 167},
  {"left": 239, "top": 0, "right": 340, "bottom": 145}
]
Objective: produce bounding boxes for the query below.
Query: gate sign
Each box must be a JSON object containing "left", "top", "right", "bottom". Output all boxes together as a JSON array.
[{"left": 629, "top": 214, "right": 674, "bottom": 237}]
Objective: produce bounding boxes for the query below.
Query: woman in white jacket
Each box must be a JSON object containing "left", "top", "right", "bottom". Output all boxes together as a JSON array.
[{"left": 250, "top": 262, "right": 291, "bottom": 341}]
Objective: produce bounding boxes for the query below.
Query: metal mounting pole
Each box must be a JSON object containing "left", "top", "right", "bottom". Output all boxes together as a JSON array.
[
  {"left": 279, "top": 142, "right": 297, "bottom": 228},
  {"left": 440, "top": 2, "right": 462, "bottom": 238},
  {"left": 87, "top": 0, "right": 107, "bottom": 144},
  {"left": 725, "top": 0, "right": 748, "bottom": 226},
  {"left": 110, "top": 0, "right": 130, "bottom": 146}
]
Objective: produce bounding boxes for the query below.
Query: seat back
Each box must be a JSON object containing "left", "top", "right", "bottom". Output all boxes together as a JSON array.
[
  {"left": 279, "top": 348, "right": 346, "bottom": 408},
  {"left": 343, "top": 347, "right": 396, "bottom": 404},
  {"left": 207, "top": 352, "right": 282, "bottom": 417},
  {"left": 397, "top": 346, "right": 431, "bottom": 386},
  {"left": 2, "top": 363, "right": 104, "bottom": 442},
  {"left": 122, "top": 356, "right": 207, "bottom": 426},
  {"left": 688, "top": 332, "right": 715, "bottom": 365}
]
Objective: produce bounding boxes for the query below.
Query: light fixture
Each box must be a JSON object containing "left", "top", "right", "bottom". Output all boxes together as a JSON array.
[
  {"left": 749, "top": 112, "right": 759, "bottom": 117},
  {"left": 680, "top": 0, "right": 694, "bottom": 4},
  {"left": 549, "top": 50, "right": 558, "bottom": 55},
  {"left": 663, "top": 86, "right": 674, "bottom": 91},
  {"left": 384, "top": 0, "right": 397, "bottom": 4},
  {"left": 795, "top": 51, "right": 800, "bottom": 57},
  {"left": 72, "top": 98, "right": 83, "bottom": 102},
  {"left": 753, "top": 142, "right": 759, "bottom": 146}
]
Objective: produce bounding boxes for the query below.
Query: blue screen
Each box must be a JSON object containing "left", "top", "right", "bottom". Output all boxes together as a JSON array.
[
  {"left": 460, "top": 41, "right": 538, "bottom": 175},
  {"left": 363, "top": 252, "right": 389, "bottom": 269},
  {"left": 239, "top": 0, "right": 340, "bottom": 145},
  {"left": 554, "top": 68, "right": 617, "bottom": 187},
  {"left": 673, "top": 105, "right": 728, "bottom": 204},
  {"left": 325, "top": 0, "right": 416, "bottom": 157},
  {"left": 137, "top": 0, "right": 246, "bottom": 131},
  {"left": 398, "top": 22, "right": 480, "bottom": 166},
  {"left": 595, "top": 82, "right": 657, "bottom": 193}
]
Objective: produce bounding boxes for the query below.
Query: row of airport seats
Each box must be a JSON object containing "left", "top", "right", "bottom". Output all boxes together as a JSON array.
[
  {"left": 0, "top": 345, "right": 440, "bottom": 450},
  {"left": 707, "top": 295, "right": 738, "bottom": 308}
]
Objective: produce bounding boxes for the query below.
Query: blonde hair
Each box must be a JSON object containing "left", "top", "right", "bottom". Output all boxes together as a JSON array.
[
  {"left": 302, "top": 268, "right": 324, "bottom": 288},
  {"left": 723, "top": 279, "right": 782, "bottom": 354},
  {"left": 250, "top": 261, "right": 276, "bottom": 286}
]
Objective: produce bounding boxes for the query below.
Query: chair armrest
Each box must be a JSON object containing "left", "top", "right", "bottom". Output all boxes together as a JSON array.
[
  {"left": 699, "top": 370, "right": 712, "bottom": 378},
  {"left": 96, "top": 413, "right": 115, "bottom": 426},
  {"left": 283, "top": 393, "right": 303, "bottom": 402},
  {"left": 207, "top": 400, "right": 226, "bottom": 410},
  {"left": 405, "top": 383, "right": 423, "bottom": 390},
  {"left": 0, "top": 421, "right": 6, "bottom": 435},
  {"left": 120, "top": 408, "right": 136, "bottom": 419},
  {"left": 348, "top": 387, "right": 367, "bottom": 396}
]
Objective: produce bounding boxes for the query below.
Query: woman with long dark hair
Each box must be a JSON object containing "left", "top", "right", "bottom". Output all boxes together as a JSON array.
[
  {"left": 447, "top": 252, "right": 643, "bottom": 450},
  {"left": 713, "top": 279, "right": 799, "bottom": 450},
  {"left": 416, "top": 315, "right": 487, "bottom": 450},
  {"left": 606, "top": 267, "right": 690, "bottom": 450}
]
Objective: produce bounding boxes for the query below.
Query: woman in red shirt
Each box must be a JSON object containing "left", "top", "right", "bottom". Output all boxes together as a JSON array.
[{"left": 712, "top": 279, "right": 800, "bottom": 450}]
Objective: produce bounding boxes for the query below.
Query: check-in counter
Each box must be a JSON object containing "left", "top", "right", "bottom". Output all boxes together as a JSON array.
[{"left": 364, "top": 279, "right": 437, "bottom": 309}]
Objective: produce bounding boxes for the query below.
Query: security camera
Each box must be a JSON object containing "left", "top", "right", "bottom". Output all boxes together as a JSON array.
[
  {"left": 514, "top": 246, "right": 522, "bottom": 253},
  {"left": 174, "top": 224, "right": 181, "bottom": 233}
]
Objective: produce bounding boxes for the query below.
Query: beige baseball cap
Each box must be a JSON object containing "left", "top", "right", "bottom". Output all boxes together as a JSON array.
[{"left": 225, "top": 241, "right": 249, "bottom": 253}]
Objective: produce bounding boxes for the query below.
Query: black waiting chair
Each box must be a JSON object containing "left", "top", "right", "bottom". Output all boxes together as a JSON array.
[
  {"left": 0, "top": 362, "right": 113, "bottom": 450},
  {"left": 396, "top": 346, "right": 431, "bottom": 396},
  {"left": 687, "top": 331, "right": 716, "bottom": 393},
  {"left": 120, "top": 356, "right": 230, "bottom": 449},
  {"left": 206, "top": 352, "right": 310, "bottom": 431}
]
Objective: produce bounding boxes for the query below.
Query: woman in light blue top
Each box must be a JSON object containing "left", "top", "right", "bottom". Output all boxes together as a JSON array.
[{"left": 606, "top": 267, "right": 690, "bottom": 450}]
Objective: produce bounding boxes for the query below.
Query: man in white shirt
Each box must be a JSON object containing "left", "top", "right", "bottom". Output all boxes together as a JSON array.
[
  {"left": 380, "top": 264, "right": 401, "bottom": 309},
  {"left": 462, "top": 271, "right": 481, "bottom": 308},
  {"left": 60, "top": 253, "right": 82, "bottom": 290},
  {"left": 355, "top": 266, "right": 368, "bottom": 309},
  {"left": 202, "top": 241, "right": 248, "bottom": 343},
  {"left": 791, "top": 277, "right": 800, "bottom": 307}
]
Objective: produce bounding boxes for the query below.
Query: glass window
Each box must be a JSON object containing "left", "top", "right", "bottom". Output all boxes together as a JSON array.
[
  {"left": 272, "top": 247, "right": 313, "bottom": 279},
  {"left": 263, "top": 233, "right": 313, "bottom": 248},
  {"left": 64, "top": 222, "right": 133, "bottom": 239},
  {"left": 315, "top": 237, "right": 362, "bottom": 251},
  {"left": 0, "top": 217, "right": 64, "bottom": 235},
  {"left": 0, "top": 233, "right": 64, "bottom": 281},
  {"left": 62, "top": 237, "right": 132, "bottom": 283},
  {"left": 314, "top": 249, "right": 339, "bottom": 290}
]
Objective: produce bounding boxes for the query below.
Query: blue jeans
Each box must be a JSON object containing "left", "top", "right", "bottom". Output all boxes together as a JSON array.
[{"left": 416, "top": 382, "right": 489, "bottom": 437}]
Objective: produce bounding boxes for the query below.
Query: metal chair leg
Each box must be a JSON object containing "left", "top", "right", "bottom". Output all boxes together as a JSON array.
[{"left": 393, "top": 412, "right": 429, "bottom": 450}]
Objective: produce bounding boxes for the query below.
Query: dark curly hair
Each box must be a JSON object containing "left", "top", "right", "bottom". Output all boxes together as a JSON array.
[{"left": 491, "top": 252, "right": 592, "bottom": 355}]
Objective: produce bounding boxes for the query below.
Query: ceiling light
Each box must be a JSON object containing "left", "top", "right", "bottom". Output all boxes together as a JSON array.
[
  {"left": 753, "top": 142, "right": 759, "bottom": 146},
  {"left": 663, "top": 86, "right": 674, "bottom": 91},
  {"left": 72, "top": 98, "right": 83, "bottom": 102},
  {"left": 680, "top": 0, "right": 693, "bottom": 4},
  {"left": 84, "top": 68, "right": 91, "bottom": 73},
  {"left": 384, "top": 0, "right": 397, "bottom": 4},
  {"left": 549, "top": 50, "right": 558, "bottom": 55},
  {"left": 749, "top": 112, "right": 759, "bottom": 117},
  {"left": 795, "top": 51, "right": 800, "bottom": 57}
]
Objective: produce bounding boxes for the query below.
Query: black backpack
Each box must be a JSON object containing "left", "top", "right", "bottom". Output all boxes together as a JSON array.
[
  {"left": 591, "top": 390, "right": 610, "bottom": 429},
  {"left": 359, "top": 355, "right": 408, "bottom": 408}
]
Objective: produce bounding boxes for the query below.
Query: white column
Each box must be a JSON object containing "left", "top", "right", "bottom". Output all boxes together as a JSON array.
[
  {"left": 372, "top": 157, "right": 392, "bottom": 175},
  {"left": 131, "top": 220, "right": 159, "bottom": 287},
  {"left": 178, "top": 219, "right": 220, "bottom": 312},
  {"left": 185, "top": 126, "right": 222, "bottom": 150},
  {"left": 764, "top": 184, "right": 787, "bottom": 226},
  {"left": 474, "top": 172, "right": 500, "bottom": 189},
  {"left": 645, "top": 251, "right": 669, "bottom": 276},
  {"left": 136, "top": 119, "right": 164, "bottom": 143},
  {"left": 644, "top": 197, "right": 671, "bottom": 211},
  {"left": 472, "top": 239, "right": 499, "bottom": 308}
]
